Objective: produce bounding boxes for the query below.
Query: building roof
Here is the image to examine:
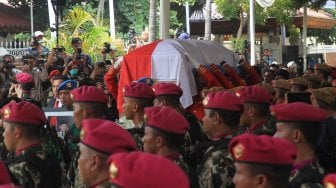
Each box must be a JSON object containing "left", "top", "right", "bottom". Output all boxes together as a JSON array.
[
  {"left": 0, "top": 3, "right": 30, "bottom": 33},
  {"left": 190, "top": 3, "right": 336, "bottom": 35}
]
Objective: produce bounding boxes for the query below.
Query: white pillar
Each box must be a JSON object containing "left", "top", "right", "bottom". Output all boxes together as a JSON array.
[
  {"left": 109, "top": 0, "right": 115, "bottom": 38},
  {"left": 159, "top": 0, "right": 170, "bottom": 39},
  {"left": 47, "top": 0, "right": 56, "bottom": 39},
  {"left": 249, "top": 0, "right": 256, "bottom": 65},
  {"left": 281, "top": 24, "right": 286, "bottom": 46},
  {"left": 29, "top": 0, "right": 34, "bottom": 37},
  {"left": 185, "top": 2, "right": 190, "bottom": 34},
  {"left": 303, "top": 5, "right": 308, "bottom": 72}
]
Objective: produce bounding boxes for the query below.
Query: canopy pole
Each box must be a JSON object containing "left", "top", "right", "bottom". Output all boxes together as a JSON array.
[{"left": 249, "top": 0, "right": 256, "bottom": 66}]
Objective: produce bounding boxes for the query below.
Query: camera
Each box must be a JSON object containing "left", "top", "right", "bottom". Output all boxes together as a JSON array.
[
  {"left": 37, "top": 58, "right": 46, "bottom": 66},
  {"left": 102, "top": 43, "right": 111, "bottom": 54},
  {"left": 77, "top": 47, "right": 82, "bottom": 55},
  {"left": 53, "top": 47, "right": 64, "bottom": 53},
  {"left": 23, "top": 59, "right": 30, "bottom": 65}
]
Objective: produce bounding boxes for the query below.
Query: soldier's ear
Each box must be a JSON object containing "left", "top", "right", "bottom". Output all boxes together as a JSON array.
[
  {"left": 13, "top": 126, "right": 22, "bottom": 139},
  {"left": 155, "top": 136, "right": 164, "bottom": 148},
  {"left": 292, "top": 129, "right": 301, "bottom": 144},
  {"left": 255, "top": 174, "right": 268, "bottom": 188}
]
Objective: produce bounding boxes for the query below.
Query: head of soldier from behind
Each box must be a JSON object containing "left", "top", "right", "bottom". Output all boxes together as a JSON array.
[
  {"left": 202, "top": 91, "right": 243, "bottom": 139},
  {"left": 229, "top": 134, "right": 296, "bottom": 188},
  {"left": 1, "top": 101, "right": 45, "bottom": 153},
  {"left": 71, "top": 86, "right": 108, "bottom": 129},
  {"left": 152, "top": 83, "right": 183, "bottom": 109},
  {"left": 142, "top": 106, "right": 189, "bottom": 155},
  {"left": 78, "top": 119, "right": 136, "bottom": 187}
]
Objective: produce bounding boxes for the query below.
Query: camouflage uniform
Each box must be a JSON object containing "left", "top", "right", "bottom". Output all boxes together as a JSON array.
[
  {"left": 5, "top": 143, "right": 65, "bottom": 188},
  {"left": 117, "top": 118, "right": 144, "bottom": 151},
  {"left": 289, "top": 160, "right": 325, "bottom": 188},
  {"left": 94, "top": 181, "right": 112, "bottom": 188},
  {"left": 197, "top": 136, "right": 235, "bottom": 188},
  {"left": 66, "top": 123, "right": 85, "bottom": 188},
  {"left": 239, "top": 115, "right": 276, "bottom": 136},
  {"left": 178, "top": 109, "right": 207, "bottom": 168},
  {"left": 126, "top": 127, "right": 144, "bottom": 151}
]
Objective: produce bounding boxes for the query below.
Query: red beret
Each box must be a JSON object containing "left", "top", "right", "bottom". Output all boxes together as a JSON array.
[
  {"left": 203, "top": 90, "right": 243, "bottom": 111},
  {"left": 15, "top": 73, "right": 34, "bottom": 85},
  {"left": 123, "top": 82, "right": 155, "bottom": 99},
  {"left": 71, "top": 86, "right": 108, "bottom": 104},
  {"left": 152, "top": 83, "right": 183, "bottom": 97},
  {"left": 323, "top": 173, "right": 336, "bottom": 188},
  {"left": 0, "top": 161, "right": 11, "bottom": 184},
  {"left": 108, "top": 152, "right": 190, "bottom": 188},
  {"left": 229, "top": 134, "right": 296, "bottom": 165},
  {"left": 270, "top": 102, "right": 327, "bottom": 123},
  {"left": 48, "top": 70, "right": 61, "bottom": 80},
  {"left": 240, "top": 85, "right": 272, "bottom": 104},
  {"left": 81, "top": 119, "right": 136, "bottom": 155},
  {"left": 144, "top": 106, "right": 189, "bottom": 134},
  {"left": 1, "top": 101, "right": 46, "bottom": 126}
]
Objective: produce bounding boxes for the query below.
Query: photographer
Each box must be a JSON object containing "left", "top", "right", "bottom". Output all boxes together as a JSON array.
[
  {"left": 27, "top": 37, "right": 49, "bottom": 59},
  {"left": 1, "top": 54, "right": 21, "bottom": 77},
  {"left": 21, "top": 54, "right": 49, "bottom": 104},
  {"left": 46, "top": 46, "right": 68, "bottom": 73},
  {"left": 65, "top": 38, "right": 93, "bottom": 76},
  {"left": 90, "top": 61, "right": 107, "bottom": 89},
  {"left": 101, "top": 42, "right": 116, "bottom": 63}
]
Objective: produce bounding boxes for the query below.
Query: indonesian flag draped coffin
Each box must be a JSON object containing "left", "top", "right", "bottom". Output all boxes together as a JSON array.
[{"left": 117, "top": 39, "right": 239, "bottom": 113}]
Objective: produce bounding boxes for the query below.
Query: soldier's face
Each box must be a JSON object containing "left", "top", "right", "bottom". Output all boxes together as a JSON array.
[
  {"left": 73, "top": 103, "right": 85, "bottom": 129},
  {"left": 59, "top": 90, "right": 72, "bottom": 106},
  {"left": 273, "top": 123, "right": 295, "bottom": 143},
  {"left": 143, "top": 126, "right": 158, "bottom": 154},
  {"left": 78, "top": 144, "right": 93, "bottom": 186},
  {"left": 153, "top": 98, "right": 164, "bottom": 107},
  {"left": 52, "top": 79, "right": 63, "bottom": 97},
  {"left": 2, "top": 122, "right": 17, "bottom": 152},
  {"left": 233, "top": 163, "right": 260, "bottom": 188},
  {"left": 122, "top": 97, "right": 135, "bottom": 120},
  {"left": 202, "top": 109, "right": 215, "bottom": 138},
  {"left": 239, "top": 104, "right": 252, "bottom": 127}
]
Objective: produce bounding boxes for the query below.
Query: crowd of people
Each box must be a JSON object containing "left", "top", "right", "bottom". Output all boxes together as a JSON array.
[{"left": 0, "top": 33, "right": 335, "bottom": 188}]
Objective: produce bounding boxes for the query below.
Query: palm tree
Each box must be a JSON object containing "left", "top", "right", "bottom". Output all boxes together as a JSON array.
[
  {"left": 204, "top": 0, "right": 211, "bottom": 40},
  {"left": 149, "top": 0, "right": 157, "bottom": 42}
]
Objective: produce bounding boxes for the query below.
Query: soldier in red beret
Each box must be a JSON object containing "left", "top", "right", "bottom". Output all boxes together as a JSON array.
[
  {"left": 323, "top": 174, "right": 336, "bottom": 188},
  {"left": 142, "top": 106, "right": 198, "bottom": 186},
  {"left": 198, "top": 90, "right": 244, "bottom": 188},
  {"left": 272, "top": 102, "right": 327, "bottom": 187},
  {"left": 152, "top": 82, "right": 206, "bottom": 168},
  {"left": 67, "top": 85, "right": 109, "bottom": 187},
  {"left": 121, "top": 82, "right": 155, "bottom": 150},
  {"left": 108, "top": 152, "right": 190, "bottom": 188},
  {"left": 229, "top": 134, "right": 296, "bottom": 188},
  {"left": 239, "top": 85, "right": 275, "bottom": 135},
  {"left": 1, "top": 101, "right": 63, "bottom": 187},
  {"left": 14, "top": 72, "right": 35, "bottom": 100},
  {"left": 78, "top": 119, "right": 136, "bottom": 187}
]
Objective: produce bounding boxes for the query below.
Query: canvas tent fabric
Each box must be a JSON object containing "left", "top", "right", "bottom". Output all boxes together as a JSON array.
[{"left": 117, "top": 39, "right": 239, "bottom": 113}]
